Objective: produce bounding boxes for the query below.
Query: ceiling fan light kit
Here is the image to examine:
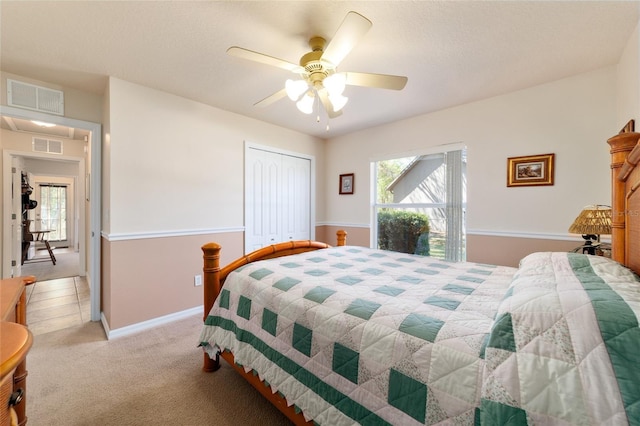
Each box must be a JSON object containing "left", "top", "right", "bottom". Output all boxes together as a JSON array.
[
  {"left": 285, "top": 79, "right": 309, "bottom": 101},
  {"left": 323, "top": 73, "right": 347, "bottom": 96},
  {"left": 227, "top": 11, "right": 408, "bottom": 120},
  {"left": 296, "top": 92, "right": 315, "bottom": 114},
  {"left": 328, "top": 93, "right": 348, "bottom": 112}
]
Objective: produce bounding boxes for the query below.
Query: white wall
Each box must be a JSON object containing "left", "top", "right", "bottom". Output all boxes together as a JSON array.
[
  {"left": 0, "top": 71, "right": 103, "bottom": 124},
  {"left": 617, "top": 20, "right": 640, "bottom": 127},
  {"left": 324, "top": 66, "right": 617, "bottom": 237},
  {"left": 106, "top": 77, "right": 326, "bottom": 236},
  {"left": 24, "top": 158, "right": 80, "bottom": 176},
  {"left": 0, "top": 128, "right": 87, "bottom": 158},
  {"left": 101, "top": 78, "right": 329, "bottom": 330}
]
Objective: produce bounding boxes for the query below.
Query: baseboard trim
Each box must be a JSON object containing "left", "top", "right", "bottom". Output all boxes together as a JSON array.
[{"left": 101, "top": 306, "right": 203, "bottom": 340}]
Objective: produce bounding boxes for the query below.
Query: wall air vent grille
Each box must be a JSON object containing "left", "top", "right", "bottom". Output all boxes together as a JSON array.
[
  {"left": 33, "top": 137, "right": 63, "bottom": 154},
  {"left": 7, "top": 79, "right": 64, "bottom": 116}
]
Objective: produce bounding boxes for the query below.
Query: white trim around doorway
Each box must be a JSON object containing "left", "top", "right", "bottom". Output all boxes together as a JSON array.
[{"left": 1, "top": 105, "right": 102, "bottom": 322}]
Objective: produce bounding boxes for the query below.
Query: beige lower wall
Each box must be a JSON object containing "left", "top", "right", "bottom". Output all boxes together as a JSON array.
[
  {"left": 320, "top": 226, "right": 583, "bottom": 268},
  {"left": 467, "top": 234, "right": 581, "bottom": 267},
  {"left": 319, "top": 226, "right": 581, "bottom": 268},
  {"left": 101, "top": 232, "right": 244, "bottom": 330},
  {"left": 100, "top": 227, "right": 584, "bottom": 331},
  {"left": 317, "top": 225, "right": 370, "bottom": 247},
  {"left": 101, "top": 238, "right": 111, "bottom": 325},
  {"left": 101, "top": 226, "right": 369, "bottom": 330}
]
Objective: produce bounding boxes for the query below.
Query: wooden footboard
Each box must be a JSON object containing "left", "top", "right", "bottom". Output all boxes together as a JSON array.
[
  {"left": 219, "top": 350, "right": 313, "bottom": 425},
  {"left": 200, "top": 231, "right": 347, "bottom": 424},
  {"left": 201, "top": 230, "right": 347, "bottom": 373}
]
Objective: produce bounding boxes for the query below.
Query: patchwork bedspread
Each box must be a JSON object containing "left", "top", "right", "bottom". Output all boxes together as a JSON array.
[
  {"left": 199, "top": 246, "right": 516, "bottom": 425},
  {"left": 199, "top": 247, "right": 640, "bottom": 425},
  {"left": 481, "top": 252, "right": 640, "bottom": 426}
]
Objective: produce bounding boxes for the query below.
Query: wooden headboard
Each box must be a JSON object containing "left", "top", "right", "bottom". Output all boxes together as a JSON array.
[{"left": 608, "top": 119, "right": 640, "bottom": 274}]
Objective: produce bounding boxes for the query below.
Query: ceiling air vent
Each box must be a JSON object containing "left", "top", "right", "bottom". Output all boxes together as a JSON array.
[
  {"left": 33, "top": 137, "right": 63, "bottom": 155},
  {"left": 7, "top": 79, "right": 64, "bottom": 116}
]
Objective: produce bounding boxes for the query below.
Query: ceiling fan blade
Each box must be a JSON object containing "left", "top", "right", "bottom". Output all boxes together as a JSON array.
[
  {"left": 317, "top": 89, "right": 343, "bottom": 119},
  {"left": 344, "top": 72, "right": 408, "bottom": 90},
  {"left": 227, "top": 46, "right": 303, "bottom": 73},
  {"left": 321, "top": 11, "right": 372, "bottom": 67},
  {"left": 254, "top": 88, "right": 288, "bottom": 108}
]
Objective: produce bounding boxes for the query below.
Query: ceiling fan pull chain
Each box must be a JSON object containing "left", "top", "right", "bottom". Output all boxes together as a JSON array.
[{"left": 324, "top": 105, "right": 330, "bottom": 131}]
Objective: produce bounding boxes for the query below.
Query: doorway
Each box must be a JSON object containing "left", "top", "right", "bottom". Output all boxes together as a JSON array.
[
  {"left": 21, "top": 167, "right": 80, "bottom": 280},
  {"left": 1, "top": 105, "right": 102, "bottom": 322}
]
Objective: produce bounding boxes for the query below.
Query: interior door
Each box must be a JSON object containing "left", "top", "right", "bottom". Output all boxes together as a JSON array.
[{"left": 11, "top": 157, "right": 23, "bottom": 277}]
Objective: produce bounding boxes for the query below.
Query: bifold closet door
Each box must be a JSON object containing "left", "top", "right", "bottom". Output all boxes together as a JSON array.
[{"left": 245, "top": 148, "right": 310, "bottom": 253}]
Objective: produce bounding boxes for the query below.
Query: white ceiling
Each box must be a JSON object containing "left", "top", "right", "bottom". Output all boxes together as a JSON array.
[{"left": 1, "top": 1, "right": 639, "bottom": 139}]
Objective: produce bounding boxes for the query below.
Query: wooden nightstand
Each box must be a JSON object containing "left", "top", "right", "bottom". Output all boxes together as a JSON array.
[
  {"left": 1, "top": 322, "right": 32, "bottom": 426},
  {"left": 1, "top": 276, "right": 36, "bottom": 426}
]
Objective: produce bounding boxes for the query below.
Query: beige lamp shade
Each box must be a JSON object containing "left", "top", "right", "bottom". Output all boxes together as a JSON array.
[{"left": 568, "top": 205, "right": 612, "bottom": 236}]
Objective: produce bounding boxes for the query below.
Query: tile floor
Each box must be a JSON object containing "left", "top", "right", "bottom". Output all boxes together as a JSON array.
[{"left": 25, "top": 276, "right": 91, "bottom": 336}]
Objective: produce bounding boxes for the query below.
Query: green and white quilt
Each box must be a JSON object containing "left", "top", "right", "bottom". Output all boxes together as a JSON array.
[
  {"left": 480, "top": 252, "right": 640, "bottom": 426},
  {"left": 199, "top": 247, "right": 640, "bottom": 425},
  {"left": 200, "top": 246, "right": 516, "bottom": 424}
]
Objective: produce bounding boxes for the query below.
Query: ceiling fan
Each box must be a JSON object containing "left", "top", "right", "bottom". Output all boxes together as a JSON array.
[{"left": 227, "top": 11, "right": 408, "bottom": 119}]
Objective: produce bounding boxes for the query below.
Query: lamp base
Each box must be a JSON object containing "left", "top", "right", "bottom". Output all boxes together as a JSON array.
[
  {"left": 576, "top": 234, "right": 598, "bottom": 255},
  {"left": 573, "top": 238, "right": 610, "bottom": 256},
  {"left": 572, "top": 243, "right": 599, "bottom": 255}
]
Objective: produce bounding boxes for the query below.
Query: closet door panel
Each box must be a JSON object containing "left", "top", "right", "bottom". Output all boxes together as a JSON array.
[
  {"left": 245, "top": 149, "right": 281, "bottom": 251},
  {"left": 282, "top": 155, "right": 310, "bottom": 241},
  {"left": 265, "top": 160, "right": 281, "bottom": 244}
]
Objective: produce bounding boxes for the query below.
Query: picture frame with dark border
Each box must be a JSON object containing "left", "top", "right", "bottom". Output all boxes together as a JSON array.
[
  {"left": 339, "top": 173, "right": 354, "bottom": 194},
  {"left": 507, "top": 153, "right": 555, "bottom": 187}
]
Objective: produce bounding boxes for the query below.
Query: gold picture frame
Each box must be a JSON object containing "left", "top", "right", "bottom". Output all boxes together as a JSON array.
[
  {"left": 507, "top": 153, "right": 555, "bottom": 187},
  {"left": 339, "top": 173, "right": 354, "bottom": 194}
]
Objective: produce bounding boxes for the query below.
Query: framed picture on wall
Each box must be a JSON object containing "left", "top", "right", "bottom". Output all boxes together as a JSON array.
[
  {"left": 507, "top": 153, "right": 555, "bottom": 187},
  {"left": 339, "top": 173, "right": 354, "bottom": 194}
]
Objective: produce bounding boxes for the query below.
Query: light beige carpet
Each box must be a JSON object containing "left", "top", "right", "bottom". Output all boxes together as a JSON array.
[
  {"left": 26, "top": 314, "right": 291, "bottom": 425},
  {"left": 21, "top": 250, "right": 80, "bottom": 282}
]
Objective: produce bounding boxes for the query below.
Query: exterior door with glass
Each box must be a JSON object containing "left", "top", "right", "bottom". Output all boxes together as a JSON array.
[{"left": 33, "top": 177, "right": 74, "bottom": 249}]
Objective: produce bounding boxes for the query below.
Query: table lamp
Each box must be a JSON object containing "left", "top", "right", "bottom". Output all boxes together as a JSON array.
[{"left": 568, "top": 205, "right": 612, "bottom": 255}]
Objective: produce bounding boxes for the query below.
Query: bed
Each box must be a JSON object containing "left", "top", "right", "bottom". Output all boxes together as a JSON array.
[{"left": 199, "top": 122, "right": 640, "bottom": 425}]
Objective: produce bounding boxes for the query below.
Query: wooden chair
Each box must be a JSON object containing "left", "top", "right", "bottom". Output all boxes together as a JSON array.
[
  {"left": 21, "top": 220, "right": 33, "bottom": 265},
  {"left": 22, "top": 220, "right": 56, "bottom": 265}
]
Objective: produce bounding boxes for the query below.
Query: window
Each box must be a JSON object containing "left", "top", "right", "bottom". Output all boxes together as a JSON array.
[
  {"left": 372, "top": 148, "right": 466, "bottom": 261},
  {"left": 39, "top": 184, "right": 67, "bottom": 242}
]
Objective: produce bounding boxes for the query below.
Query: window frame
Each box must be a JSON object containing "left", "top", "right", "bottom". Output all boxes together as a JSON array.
[
  {"left": 38, "top": 183, "right": 69, "bottom": 242},
  {"left": 370, "top": 143, "right": 467, "bottom": 260}
]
